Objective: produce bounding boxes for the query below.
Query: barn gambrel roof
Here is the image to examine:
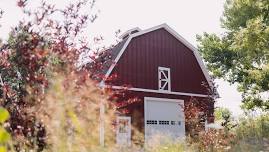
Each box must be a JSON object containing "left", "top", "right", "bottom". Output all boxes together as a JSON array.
[{"left": 101, "top": 23, "right": 214, "bottom": 91}]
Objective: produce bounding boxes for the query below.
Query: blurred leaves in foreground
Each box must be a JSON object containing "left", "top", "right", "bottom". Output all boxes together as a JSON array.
[{"left": 0, "top": 107, "right": 10, "bottom": 152}]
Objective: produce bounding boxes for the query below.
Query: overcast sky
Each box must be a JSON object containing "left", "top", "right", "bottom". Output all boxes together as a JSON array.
[{"left": 0, "top": 0, "right": 243, "bottom": 116}]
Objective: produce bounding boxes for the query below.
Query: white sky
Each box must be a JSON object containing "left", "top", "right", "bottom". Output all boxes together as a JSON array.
[{"left": 0, "top": 0, "right": 243, "bottom": 116}]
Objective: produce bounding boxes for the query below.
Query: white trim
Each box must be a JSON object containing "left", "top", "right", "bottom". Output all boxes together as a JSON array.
[
  {"left": 158, "top": 67, "right": 171, "bottom": 92},
  {"left": 144, "top": 98, "right": 147, "bottom": 143},
  {"left": 119, "top": 27, "right": 141, "bottom": 39},
  {"left": 163, "top": 24, "right": 214, "bottom": 89},
  {"left": 144, "top": 97, "right": 184, "bottom": 103},
  {"left": 144, "top": 97, "right": 185, "bottom": 142},
  {"left": 101, "top": 23, "right": 214, "bottom": 90},
  {"left": 101, "top": 84, "right": 209, "bottom": 97},
  {"left": 100, "top": 36, "right": 132, "bottom": 85}
]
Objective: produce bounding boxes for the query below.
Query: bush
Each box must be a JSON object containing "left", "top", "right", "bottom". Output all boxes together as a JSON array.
[
  {"left": 35, "top": 72, "right": 117, "bottom": 152},
  {"left": 235, "top": 114, "right": 269, "bottom": 139},
  {"left": 0, "top": 108, "right": 11, "bottom": 152},
  {"left": 196, "top": 130, "right": 235, "bottom": 151},
  {"left": 185, "top": 113, "right": 269, "bottom": 152},
  {"left": 230, "top": 114, "right": 269, "bottom": 151}
]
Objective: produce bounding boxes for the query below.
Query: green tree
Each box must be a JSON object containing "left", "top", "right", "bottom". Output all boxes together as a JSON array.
[
  {"left": 197, "top": 0, "right": 269, "bottom": 110},
  {"left": 215, "top": 107, "right": 236, "bottom": 132},
  {"left": 214, "top": 107, "right": 232, "bottom": 121}
]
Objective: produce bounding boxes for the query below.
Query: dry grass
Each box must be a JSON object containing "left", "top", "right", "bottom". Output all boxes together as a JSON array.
[
  {"left": 3, "top": 72, "right": 269, "bottom": 152},
  {"left": 34, "top": 72, "right": 116, "bottom": 152}
]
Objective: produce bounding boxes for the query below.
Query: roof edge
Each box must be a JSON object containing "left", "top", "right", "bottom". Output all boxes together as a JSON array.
[
  {"left": 100, "top": 23, "right": 216, "bottom": 93},
  {"left": 119, "top": 27, "right": 142, "bottom": 39}
]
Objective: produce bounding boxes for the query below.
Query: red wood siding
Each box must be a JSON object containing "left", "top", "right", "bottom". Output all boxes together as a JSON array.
[
  {"left": 118, "top": 91, "right": 214, "bottom": 136},
  {"left": 105, "top": 27, "right": 215, "bottom": 140},
  {"left": 108, "top": 28, "right": 209, "bottom": 94}
]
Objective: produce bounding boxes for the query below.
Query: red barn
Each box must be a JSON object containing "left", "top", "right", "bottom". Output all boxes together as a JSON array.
[{"left": 99, "top": 24, "right": 215, "bottom": 144}]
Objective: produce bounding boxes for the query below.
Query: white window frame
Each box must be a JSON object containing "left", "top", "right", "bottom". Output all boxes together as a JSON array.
[{"left": 158, "top": 67, "right": 171, "bottom": 92}]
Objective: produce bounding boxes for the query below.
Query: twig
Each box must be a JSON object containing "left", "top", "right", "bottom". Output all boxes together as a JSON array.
[{"left": 0, "top": 73, "right": 3, "bottom": 86}]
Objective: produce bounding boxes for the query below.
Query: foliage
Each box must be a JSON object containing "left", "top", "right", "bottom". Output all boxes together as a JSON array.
[
  {"left": 235, "top": 114, "right": 269, "bottom": 140},
  {"left": 184, "top": 97, "right": 214, "bottom": 139},
  {"left": 140, "top": 114, "right": 269, "bottom": 152},
  {"left": 229, "top": 114, "right": 269, "bottom": 151},
  {"left": 214, "top": 107, "right": 232, "bottom": 121},
  {"left": 0, "top": 0, "right": 101, "bottom": 150},
  {"left": 0, "top": 108, "right": 11, "bottom": 152},
  {"left": 197, "top": 129, "right": 236, "bottom": 151},
  {"left": 0, "top": 0, "right": 138, "bottom": 151},
  {"left": 186, "top": 114, "right": 269, "bottom": 152},
  {"left": 35, "top": 72, "right": 116, "bottom": 152},
  {"left": 145, "top": 141, "right": 186, "bottom": 152},
  {"left": 214, "top": 107, "right": 236, "bottom": 131},
  {"left": 197, "top": 0, "right": 269, "bottom": 110},
  {"left": 1, "top": 0, "right": 268, "bottom": 151}
]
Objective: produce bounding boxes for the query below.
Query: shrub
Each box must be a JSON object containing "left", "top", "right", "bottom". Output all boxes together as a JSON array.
[
  {"left": 196, "top": 129, "right": 235, "bottom": 151},
  {"left": 0, "top": 107, "right": 11, "bottom": 152},
  {"left": 235, "top": 114, "right": 269, "bottom": 139},
  {"left": 230, "top": 114, "right": 269, "bottom": 151},
  {"left": 34, "top": 71, "right": 116, "bottom": 152}
]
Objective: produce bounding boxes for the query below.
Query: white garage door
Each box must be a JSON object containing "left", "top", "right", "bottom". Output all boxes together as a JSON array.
[{"left": 144, "top": 97, "right": 185, "bottom": 143}]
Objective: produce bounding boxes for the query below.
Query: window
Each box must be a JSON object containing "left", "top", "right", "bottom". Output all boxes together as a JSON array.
[
  {"left": 146, "top": 120, "right": 158, "bottom": 125},
  {"left": 158, "top": 67, "right": 171, "bottom": 91},
  {"left": 159, "top": 120, "right": 169, "bottom": 125}
]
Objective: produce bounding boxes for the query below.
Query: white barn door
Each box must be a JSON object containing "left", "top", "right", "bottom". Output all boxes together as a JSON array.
[
  {"left": 144, "top": 97, "right": 185, "bottom": 143},
  {"left": 116, "top": 116, "right": 131, "bottom": 146}
]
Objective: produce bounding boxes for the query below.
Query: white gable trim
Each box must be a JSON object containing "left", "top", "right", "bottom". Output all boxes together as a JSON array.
[
  {"left": 119, "top": 27, "right": 142, "bottom": 39},
  {"left": 101, "top": 84, "right": 209, "bottom": 98},
  {"left": 101, "top": 23, "right": 214, "bottom": 89}
]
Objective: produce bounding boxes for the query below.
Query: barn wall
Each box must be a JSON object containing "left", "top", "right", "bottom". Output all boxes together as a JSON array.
[
  {"left": 115, "top": 90, "right": 214, "bottom": 141},
  {"left": 108, "top": 28, "right": 210, "bottom": 95}
]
